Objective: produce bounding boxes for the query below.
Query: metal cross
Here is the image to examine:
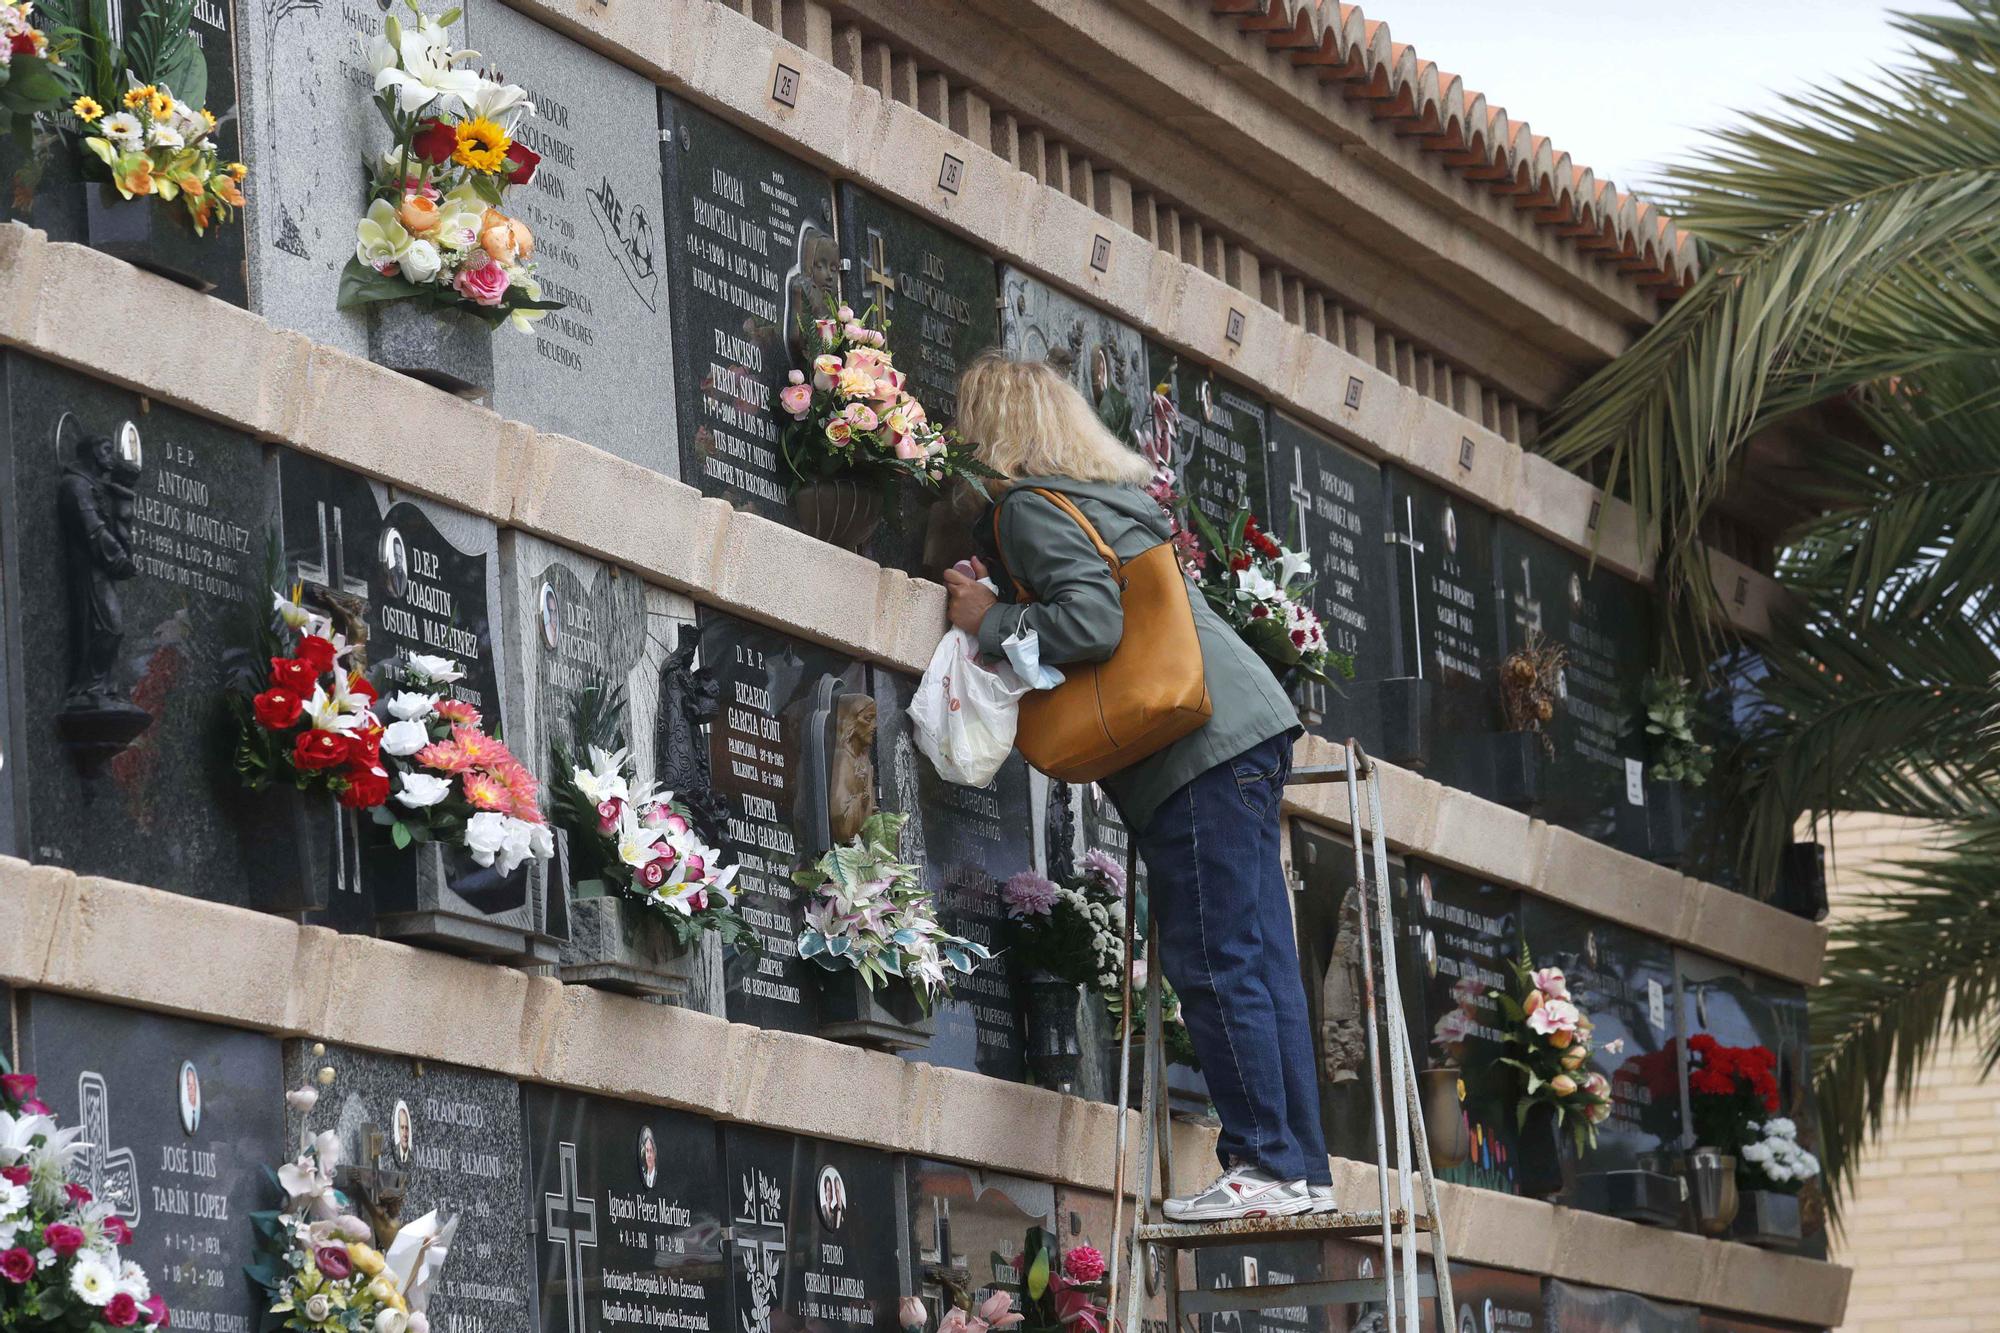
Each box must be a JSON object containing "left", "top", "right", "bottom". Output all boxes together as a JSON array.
[
  {"left": 544, "top": 1142, "right": 599, "bottom": 1333},
  {"left": 1384, "top": 497, "right": 1426, "bottom": 680},
  {"left": 297, "top": 501, "right": 371, "bottom": 604},
  {"left": 862, "top": 229, "right": 896, "bottom": 312},
  {"left": 74, "top": 1073, "right": 141, "bottom": 1224},
  {"left": 1286, "top": 448, "right": 1314, "bottom": 566}
]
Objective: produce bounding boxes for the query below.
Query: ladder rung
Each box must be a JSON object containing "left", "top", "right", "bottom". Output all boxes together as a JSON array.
[
  {"left": 1135, "top": 1210, "right": 1427, "bottom": 1247},
  {"left": 1285, "top": 764, "right": 1351, "bottom": 785},
  {"left": 1175, "top": 1274, "right": 1437, "bottom": 1316}
]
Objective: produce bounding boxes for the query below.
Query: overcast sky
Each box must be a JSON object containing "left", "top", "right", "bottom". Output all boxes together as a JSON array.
[{"left": 1377, "top": 1, "right": 1961, "bottom": 195}]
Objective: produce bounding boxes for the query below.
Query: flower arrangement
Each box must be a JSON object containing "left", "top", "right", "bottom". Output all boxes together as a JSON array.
[
  {"left": 233, "top": 588, "right": 392, "bottom": 813},
  {"left": 250, "top": 1067, "right": 456, "bottom": 1333},
  {"left": 1005, "top": 1230, "right": 1105, "bottom": 1333},
  {"left": 1498, "top": 634, "right": 1566, "bottom": 757},
  {"left": 792, "top": 811, "right": 993, "bottom": 1008},
  {"left": 1187, "top": 506, "right": 1348, "bottom": 686},
  {"left": 336, "top": 2, "right": 560, "bottom": 331},
  {"left": 1738, "top": 1117, "right": 1820, "bottom": 1194},
  {"left": 0, "top": 1060, "right": 167, "bottom": 1332},
  {"left": 1639, "top": 672, "right": 1713, "bottom": 786},
  {"left": 0, "top": 1, "right": 68, "bottom": 123},
  {"left": 938, "top": 1292, "right": 1022, "bottom": 1333},
  {"left": 31, "top": 0, "right": 243, "bottom": 231},
  {"left": 1683, "top": 1033, "right": 1814, "bottom": 1189},
  {"left": 552, "top": 699, "right": 754, "bottom": 951},
  {"left": 1489, "top": 949, "right": 1612, "bottom": 1150},
  {"left": 371, "top": 653, "right": 553, "bottom": 876},
  {"left": 776, "top": 301, "right": 998, "bottom": 495}
]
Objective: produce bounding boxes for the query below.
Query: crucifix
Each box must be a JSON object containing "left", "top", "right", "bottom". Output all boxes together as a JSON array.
[
  {"left": 862, "top": 229, "right": 896, "bottom": 313},
  {"left": 74, "top": 1072, "right": 141, "bottom": 1224},
  {"left": 545, "top": 1143, "right": 599, "bottom": 1333},
  {"left": 1385, "top": 496, "right": 1426, "bottom": 680},
  {"left": 295, "top": 500, "right": 372, "bottom": 658},
  {"left": 1285, "top": 448, "right": 1314, "bottom": 566},
  {"left": 335, "top": 1123, "right": 409, "bottom": 1247}
]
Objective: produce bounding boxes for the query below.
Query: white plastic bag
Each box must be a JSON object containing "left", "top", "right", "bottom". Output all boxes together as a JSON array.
[{"left": 910, "top": 627, "right": 1032, "bottom": 787}]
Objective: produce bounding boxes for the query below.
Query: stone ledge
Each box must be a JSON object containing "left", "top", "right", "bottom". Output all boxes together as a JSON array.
[{"left": 0, "top": 860, "right": 1848, "bottom": 1325}]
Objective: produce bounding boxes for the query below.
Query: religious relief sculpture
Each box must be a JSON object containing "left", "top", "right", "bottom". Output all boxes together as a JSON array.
[
  {"left": 333, "top": 1120, "right": 411, "bottom": 1247},
  {"left": 827, "top": 692, "right": 878, "bottom": 847},
  {"left": 54, "top": 414, "right": 153, "bottom": 773},
  {"left": 657, "top": 624, "right": 731, "bottom": 848},
  {"left": 1043, "top": 781, "right": 1076, "bottom": 883}
]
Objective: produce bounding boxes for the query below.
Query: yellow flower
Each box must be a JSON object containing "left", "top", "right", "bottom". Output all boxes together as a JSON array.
[
  {"left": 451, "top": 117, "right": 511, "bottom": 174},
  {"left": 201, "top": 108, "right": 216, "bottom": 129},
  {"left": 225, "top": 161, "right": 247, "bottom": 181},
  {"left": 122, "top": 84, "right": 154, "bottom": 110},
  {"left": 71, "top": 96, "right": 104, "bottom": 123},
  {"left": 345, "top": 1243, "right": 386, "bottom": 1277},
  {"left": 147, "top": 90, "right": 174, "bottom": 121}
]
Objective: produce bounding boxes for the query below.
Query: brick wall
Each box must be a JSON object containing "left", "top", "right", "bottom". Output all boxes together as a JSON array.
[{"left": 1826, "top": 814, "right": 2000, "bottom": 1331}]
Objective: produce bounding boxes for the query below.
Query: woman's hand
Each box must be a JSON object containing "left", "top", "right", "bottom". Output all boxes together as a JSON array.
[{"left": 943, "top": 557, "right": 999, "bottom": 635}]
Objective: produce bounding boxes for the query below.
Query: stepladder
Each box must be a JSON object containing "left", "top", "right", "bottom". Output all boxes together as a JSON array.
[{"left": 1104, "top": 741, "right": 1457, "bottom": 1333}]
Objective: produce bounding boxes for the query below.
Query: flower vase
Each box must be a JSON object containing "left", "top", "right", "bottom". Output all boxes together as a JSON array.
[
  {"left": 237, "top": 784, "right": 341, "bottom": 917},
  {"left": 1420, "top": 1067, "right": 1470, "bottom": 1171},
  {"left": 1729, "top": 1189, "right": 1803, "bottom": 1249},
  {"left": 816, "top": 971, "right": 935, "bottom": 1052},
  {"left": 1644, "top": 779, "right": 1691, "bottom": 867},
  {"left": 83, "top": 181, "right": 218, "bottom": 292},
  {"left": 1515, "top": 1101, "right": 1566, "bottom": 1200},
  {"left": 1688, "top": 1147, "right": 1741, "bottom": 1237},
  {"left": 1021, "top": 969, "right": 1085, "bottom": 1092},
  {"left": 364, "top": 836, "right": 553, "bottom": 965},
  {"left": 367, "top": 301, "right": 495, "bottom": 399},
  {"left": 1374, "top": 676, "right": 1436, "bottom": 769},
  {"left": 792, "top": 480, "right": 883, "bottom": 553},
  {"left": 1483, "top": 731, "right": 1548, "bottom": 810},
  {"left": 557, "top": 879, "right": 698, "bottom": 998}
]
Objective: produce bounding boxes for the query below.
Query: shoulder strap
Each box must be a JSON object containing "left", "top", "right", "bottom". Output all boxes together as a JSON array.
[{"left": 990, "top": 487, "right": 1125, "bottom": 604}]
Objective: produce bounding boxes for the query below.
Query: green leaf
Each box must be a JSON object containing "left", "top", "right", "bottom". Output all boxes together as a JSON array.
[
  {"left": 1026, "top": 1247, "right": 1050, "bottom": 1301},
  {"left": 336, "top": 258, "right": 427, "bottom": 310},
  {"left": 391, "top": 820, "right": 412, "bottom": 850}
]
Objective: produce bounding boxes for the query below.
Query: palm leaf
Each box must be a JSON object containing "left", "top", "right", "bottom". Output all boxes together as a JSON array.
[{"left": 124, "top": 0, "right": 206, "bottom": 109}]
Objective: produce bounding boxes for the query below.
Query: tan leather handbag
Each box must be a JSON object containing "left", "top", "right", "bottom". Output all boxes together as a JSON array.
[{"left": 991, "top": 488, "right": 1211, "bottom": 783}]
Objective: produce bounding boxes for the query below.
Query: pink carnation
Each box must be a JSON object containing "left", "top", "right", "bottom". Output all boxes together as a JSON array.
[{"left": 1063, "top": 1244, "right": 1106, "bottom": 1284}]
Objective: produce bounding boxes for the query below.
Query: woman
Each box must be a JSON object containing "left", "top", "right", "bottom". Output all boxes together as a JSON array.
[{"left": 942, "top": 352, "right": 1332, "bottom": 1221}]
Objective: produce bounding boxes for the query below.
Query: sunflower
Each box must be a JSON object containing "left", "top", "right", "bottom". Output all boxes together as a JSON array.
[
  {"left": 71, "top": 96, "right": 104, "bottom": 123},
  {"left": 146, "top": 89, "right": 173, "bottom": 120},
  {"left": 225, "top": 161, "right": 247, "bottom": 182},
  {"left": 451, "top": 117, "right": 511, "bottom": 174},
  {"left": 121, "top": 83, "right": 154, "bottom": 110}
]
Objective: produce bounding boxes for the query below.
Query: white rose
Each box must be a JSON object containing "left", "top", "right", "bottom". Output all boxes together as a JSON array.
[
  {"left": 462, "top": 811, "right": 510, "bottom": 867},
  {"left": 376, "top": 1312, "right": 410, "bottom": 1333},
  {"left": 380, "top": 718, "right": 432, "bottom": 757},
  {"left": 384, "top": 691, "right": 438, "bottom": 722},
  {"left": 399, "top": 238, "right": 442, "bottom": 285},
  {"left": 304, "top": 1293, "right": 332, "bottom": 1323},
  {"left": 405, "top": 654, "right": 465, "bottom": 684},
  {"left": 395, "top": 772, "right": 453, "bottom": 808}
]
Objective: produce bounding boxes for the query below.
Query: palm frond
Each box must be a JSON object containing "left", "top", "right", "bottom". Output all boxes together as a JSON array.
[{"left": 123, "top": 0, "right": 205, "bottom": 108}]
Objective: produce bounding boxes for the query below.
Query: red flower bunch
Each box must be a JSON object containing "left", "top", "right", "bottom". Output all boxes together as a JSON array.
[
  {"left": 1241, "top": 513, "right": 1281, "bottom": 560},
  {"left": 234, "top": 591, "right": 390, "bottom": 810},
  {"left": 1686, "top": 1033, "right": 1782, "bottom": 1157}
]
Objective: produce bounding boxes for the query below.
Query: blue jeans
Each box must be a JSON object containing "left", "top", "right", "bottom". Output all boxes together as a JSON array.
[{"left": 1135, "top": 732, "right": 1331, "bottom": 1184}]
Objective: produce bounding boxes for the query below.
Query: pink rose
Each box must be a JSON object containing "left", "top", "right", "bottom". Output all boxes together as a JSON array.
[
  {"left": 454, "top": 255, "right": 511, "bottom": 307},
  {"left": 684, "top": 853, "right": 705, "bottom": 878},
  {"left": 842, "top": 403, "right": 879, "bottom": 432},
  {"left": 141, "top": 1295, "right": 170, "bottom": 1328},
  {"left": 637, "top": 859, "right": 668, "bottom": 890},
  {"left": 835, "top": 304, "right": 854, "bottom": 322},
  {"left": 1531, "top": 967, "right": 1570, "bottom": 1001},
  {"left": 894, "top": 435, "right": 924, "bottom": 460},
  {"left": 842, "top": 321, "right": 868, "bottom": 342},
  {"left": 815, "top": 318, "right": 839, "bottom": 343},
  {"left": 812, "top": 354, "right": 843, "bottom": 390},
  {"left": 825, "top": 419, "right": 853, "bottom": 446},
  {"left": 0, "top": 1073, "right": 36, "bottom": 1102},
  {"left": 0, "top": 1249, "right": 33, "bottom": 1285},
  {"left": 663, "top": 813, "right": 689, "bottom": 836},
  {"left": 596, "top": 798, "right": 625, "bottom": 835},
  {"left": 43, "top": 1223, "right": 85, "bottom": 1257},
  {"left": 778, "top": 384, "right": 814, "bottom": 417},
  {"left": 105, "top": 1294, "right": 140, "bottom": 1328},
  {"left": 687, "top": 889, "right": 708, "bottom": 912}
]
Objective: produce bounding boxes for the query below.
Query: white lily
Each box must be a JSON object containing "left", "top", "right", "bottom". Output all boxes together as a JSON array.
[
  {"left": 0, "top": 1110, "right": 56, "bottom": 1166},
  {"left": 463, "top": 76, "right": 534, "bottom": 132},
  {"left": 370, "top": 18, "right": 483, "bottom": 117},
  {"left": 304, "top": 684, "right": 366, "bottom": 733},
  {"left": 1274, "top": 547, "right": 1313, "bottom": 587}
]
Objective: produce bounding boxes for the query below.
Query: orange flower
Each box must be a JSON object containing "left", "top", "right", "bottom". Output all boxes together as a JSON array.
[
  {"left": 213, "top": 175, "right": 246, "bottom": 208},
  {"left": 462, "top": 771, "right": 508, "bottom": 811},
  {"left": 450, "top": 724, "right": 504, "bottom": 767},
  {"left": 414, "top": 740, "right": 469, "bottom": 773},
  {"left": 478, "top": 208, "right": 518, "bottom": 262},
  {"left": 115, "top": 157, "right": 156, "bottom": 197},
  {"left": 398, "top": 192, "right": 439, "bottom": 235}
]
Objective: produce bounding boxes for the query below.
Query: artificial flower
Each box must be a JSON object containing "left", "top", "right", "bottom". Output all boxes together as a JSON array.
[
  {"left": 293, "top": 730, "right": 351, "bottom": 771},
  {"left": 71, "top": 96, "right": 104, "bottom": 122},
  {"left": 394, "top": 773, "right": 453, "bottom": 809},
  {"left": 399, "top": 238, "right": 443, "bottom": 285},
  {"left": 356, "top": 198, "right": 415, "bottom": 271},
  {"left": 411, "top": 118, "right": 458, "bottom": 164},
  {"left": 452, "top": 253, "right": 510, "bottom": 305},
  {"left": 339, "top": 765, "right": 391, "bottom": 810},
  {"left": 369, "top": 15, "right": 485, "bottom": 116},
  {"left": 397, "top": 192, "right": 440, "bottom": 235},
  {"left": 451, "top": 116, "right": 510, "bottom": 173}
]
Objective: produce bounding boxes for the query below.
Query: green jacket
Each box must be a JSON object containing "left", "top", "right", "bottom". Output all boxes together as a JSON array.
[{"left": 975, "top": 476, "right": 1299, "bottom": 831}]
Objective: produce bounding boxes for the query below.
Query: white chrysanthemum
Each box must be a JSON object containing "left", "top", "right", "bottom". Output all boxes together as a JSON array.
[{"left": 70, "top": 1255, "right": 117, "bottom": 1306}]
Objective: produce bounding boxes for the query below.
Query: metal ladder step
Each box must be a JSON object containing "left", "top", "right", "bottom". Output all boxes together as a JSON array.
[
  {"left": 1136, "top": 1210, "right": 1430, "bottom": 1247},
  {"left": 1174, "top": 1274, "right": 1438, "bottom": 1317}
]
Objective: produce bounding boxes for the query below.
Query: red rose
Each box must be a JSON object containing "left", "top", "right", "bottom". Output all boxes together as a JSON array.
[
  {"left": 43, "top": 1223, "right": 85, "bottom": 1257},
  {"left": 337, "top": 765, "right": 390, "bottom": 810},
  {"left": 346, "top": 672, "right": 379, "bottom": 704},
  {"left": 315, "top": 1245, "right": 353, "bottom": 1279},
  {"left": 293, "top": 729, "right": 351, "bottom": 771},
  {"left": 141, "top": 1295, "right": 170, "bottom": 1328},
  {"left": 503, "top": 140, "right": 541, "bottom": 186},
  {"left": 106, "top": 1293, "right": 141, "bottom": 1328},
  {"left": 18, "top": 1100, "right": 47, "bottom": 1116},
  {"left": 412, "top": 118, "right": 458, "bottom": 163},
  {"left": 104, "top": 1215, "right": 133, "bottom": 1246},
  {"left": 348, "top": 725, "right": 383, "bottom": 767},
  {"left": 64, "top": 1182, "right": 92, "bottom": 1205},
  {"left": 636, "top": 859, "right": 668, "bottom": 889},
  {"left": 269, "top": 656, "right": 318, "bottom": 693},
  {"left": 0, "top": 1248, "right": 33, "bottom": 1285},
  {"left": 0, "top": 1073, "right": 35, "bottom": 1102},
  {"left": 0, "top": 1167, "right": 27, "bottom": 1187},
  {"left": 296, "top": 635, "right": 338, "bottom": 676},
  {"left": 252, "top": 688, "right": 304, "bottom": 730}
]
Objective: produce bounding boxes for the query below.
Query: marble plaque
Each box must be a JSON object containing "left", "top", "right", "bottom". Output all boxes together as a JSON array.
[
  {"left": 14, "top": 992, "right": 283, "bottom": 1333},
  {"left": 700, "top": 610, "right": 868, "bottom": 1034},
  {"left": 721, "top": 1128, "right": 905, "bottom": 1333},
  {"left": 660, "top": 93, "right": 837, "bottom": 518},
  {"left": 1193, "top": 1242, "right": 1325, "bottom": 1333},
  {"left": 1495, "top": 522, "right": 1653, "bottom": 849},
  {"left": 872, "top": 670, "right": 1034, "bottom": 1080},
  {"left": 283, "top": 1043, "right": 531, "bottom": 1333},
  {"left": 997, "top": 267, "right": 1147, "bottom": 452},
  {"left": 469, "top": 0, "right": 676, "bottom": 468},
  {"left": 0, "top": 354, "right": 280, "bottom": 905},
  {"left": 905, "top": 1161, "right": 1052, "bottom": 1313},
  {"left": 1543, "top": 1281, "right": 1698, "bottom": 1333},
  {"left": 1146, "top": 345, "right": 1270, "bottom": 533},
  {"left": 525, "top": 1088, "right": 729, "bottom": 1333}
]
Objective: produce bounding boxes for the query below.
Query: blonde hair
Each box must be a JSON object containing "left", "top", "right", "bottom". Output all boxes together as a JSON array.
[{"left": 955, "top": 351, "right": 1153, "bottom": 486}]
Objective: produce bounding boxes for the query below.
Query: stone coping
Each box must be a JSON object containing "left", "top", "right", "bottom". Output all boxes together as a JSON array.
[
  {"left": 0, "top": 223, "right": 1824, "bottom": 988},
  {"left": 0, "top": 861, "right": 1849, "bottom": 1327}
]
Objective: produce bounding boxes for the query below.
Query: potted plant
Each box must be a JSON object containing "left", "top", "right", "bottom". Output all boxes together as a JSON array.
[
  {"left": 1731, "top": 1116, "right": 1819, "bottom": 1248},
  {"left": 0, "top": 1058, "right": 169, "bottom": 1332},
  {"left": 20, "top": 0, "right": 245, "bottom": 288},
  {"left": 776, "top": 300, "right": 996, "bottom": 552},
  {"left": 1486, "top": 634, "right": 1565, "bottom": 809},
  {"left": 1637, "top": 672, "right": 1712, "bottom": 865},
  {"left": 1684, "top": 1034, "right": 1786, "bottom": 1238},
  {"left": 999, "top": 854, "right": 1129, "bottom": 1092},
  {"left": 549, "top": 691, "right": 755, "bottom": 996},
  {"left": 794, "top": 811, "right": 993, "bottom": 1051},
  {"left": 338, "top": 2, "right": 561, "bottom": 395},
  {"left": 1490, "top": 947, "right": 1612, "bottom": 1199}
]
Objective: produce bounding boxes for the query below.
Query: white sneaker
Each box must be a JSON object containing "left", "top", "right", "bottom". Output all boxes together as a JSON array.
[
  {"left": 1163, "top": 1165, "right": 1314, "bottom": 1223},
  {"left": 1307, "top": 1184, "right": 1338, "bottom": 1213}
]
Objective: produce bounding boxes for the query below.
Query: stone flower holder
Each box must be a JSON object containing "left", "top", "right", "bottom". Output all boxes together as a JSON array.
[
  {"left": 1569, "top": 1163, "right": 1685, "bottom": 1229},
  {"left": 1729, "top": 1189, "right": 1803, "bottom": 1249},
  {"left": 1020, "top": 969, "right": 1085, "bottom": 1092},
  {"left": 817, "top": 971, "right": 935, "bottom": 1052},
  {"left": 368, "top": 301, "right": 495, "bottom": 399},
  {"left": 1515, "top": 1102, "right": 1567, "bottom": 1200},
  {"left": 793, "top": 480, "right": 884, "bottom": 553},
  {"left": 557, "top": 881, "right": 698, "bottom": 998},
  {"left": 365, "top": 836, "right": 554, "bottom": 965},
  {"left": 237, "top": 784, "right": 340, "bottom": 917},
  {"left": 1370, "top": 677, "right": 1436, "bottom": 769},
  {"left": 1645, "top": 779, "right": 1691, "bottom": 866},
  {"left": 83, "top": 183, "right": 216, "bottom": 292},
  {"left": 1108, "top": 1038, "right": 1214, "bottom": 1122},
  {"left": 1688, "top": 1147, "right": 1741, "bottom": 1237},
  {"left": 1481, "top": 731, "right": 1548, "bottom": 810}
]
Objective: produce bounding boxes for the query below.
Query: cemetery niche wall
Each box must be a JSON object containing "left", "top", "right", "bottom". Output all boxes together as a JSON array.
[
  {"left": 905, "top": 1161, "right": 1053, "bottom": 1315},
  {"left": 997, "top": 267, "right": 1147, "bottom": 454}
]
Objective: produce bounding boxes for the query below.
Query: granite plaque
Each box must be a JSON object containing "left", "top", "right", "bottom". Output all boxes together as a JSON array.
[
  {"left": 282, "top": 1043, "right": 531, "bottom": 1333},
  {"left": 468, "top": 0, "right": 675, "bottom": 466},
  {"left": 525, "top": 1088, "right": 728, "bottom": 1333},
  {"left": 997, "top": 267, "right": 1147, "bottom": 452},
  {"left": 836, "top": 186, "right": 998, "bottom": 574},
  {"left": 873, "top": 670, "right": 1034, "bottom": 1080},
  {"left": 906, "top": 1161, "right": 1052, "bottom": 1313},
  {"left": 1402, "top": 861, "right": 1521, "bottom": 1195},
  {"left": 0, "top": 354, "right": 280, "bottom": 905},
  {"left": 1193, "top": 1242, "right": 1324, "bottom": 1333},
  {"left": 1146, "top": 346, "right": 1269, "bottom": 533},
  {"left": 1543, "top": 1281, "right": 1698, "bottom": 1333},
  {"left": 1381, "top": 468, "right": 1501, "bottom": 799},
  {"left": 721, "top": 1128, "right": 905, "bottom": 1333},
  {"left": 1495, "top": 523, "right": 1652, "bottom": 849},
  {"left": 1267, "top": 415, "right": 1391, "bottom": 745},
  {"left": 14, "top": 992, "right": 283, "bottom": 1333},
  {"left": 700, "top": 610, "right": 868, "bottom": 1034},
  {"left": 660, "top": 94, "right": 837, "bottom": 517},
  {"left": 1324, "top": 1245, "right": 1543, "bottom": 1333},
  {"left": 1050, "top": 1187, "right": 1171, "bottom": 1333}
]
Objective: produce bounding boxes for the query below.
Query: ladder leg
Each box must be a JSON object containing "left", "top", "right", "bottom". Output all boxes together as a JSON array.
[
  {"left": 1108, "top": 834, "right": 1142, "bottom": 1318},
  {"left": 1343, "top": 745, "right": 1397, "bottom": 1333},
  {"left": 1362, "top": 759, "right": 1420, "bottom": 1333},
  {"left": 1123, "top": 962, "right": 1162, "bottom": 1333}
]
